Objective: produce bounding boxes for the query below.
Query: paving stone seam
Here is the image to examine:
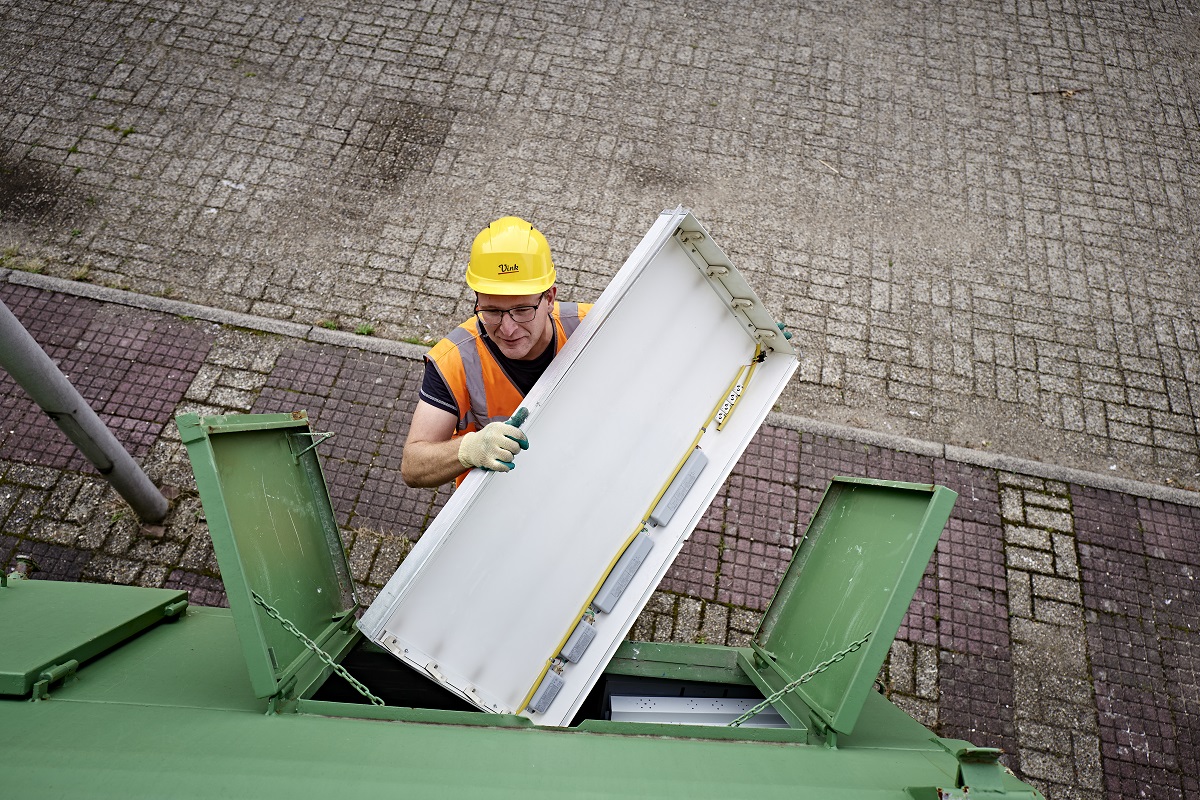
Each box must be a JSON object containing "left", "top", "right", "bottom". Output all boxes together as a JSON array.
[{"left": 6, "top": 267, "right": 1199, "bottom": 510}]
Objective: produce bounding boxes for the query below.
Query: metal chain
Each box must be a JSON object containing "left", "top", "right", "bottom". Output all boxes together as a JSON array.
[
  {"left": 251, "top": 590, "right": 385, "bottom": 706},
  {"left": 728, "top": 631, "right": 872, "bottom": 727}
]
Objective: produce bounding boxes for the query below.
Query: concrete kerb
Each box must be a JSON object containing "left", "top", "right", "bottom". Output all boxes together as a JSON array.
[
  {"left": 769, "top": 413, "right": 1200, "bottom": 509},
  {"left": 7, "top": 269, "right": 1200, "bottom": 510},
  {"left": 2, "top": 269, "right": 431, "bottom": 362}
]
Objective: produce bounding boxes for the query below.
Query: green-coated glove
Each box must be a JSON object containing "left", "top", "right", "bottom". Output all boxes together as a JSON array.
[
  {"left": 776, "top": 321, "right": 793, "bottom": 340},
  {"left": 457, "top": 409, "right": 529, "bottom": 472}
]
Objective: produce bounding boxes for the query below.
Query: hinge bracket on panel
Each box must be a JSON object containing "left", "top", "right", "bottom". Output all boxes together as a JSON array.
[
  {"left": 754, "top": 327, "right": 783, "bottom": 343},
  {"left": 675, "top": 229, "right": 740, "bottom": 289}
]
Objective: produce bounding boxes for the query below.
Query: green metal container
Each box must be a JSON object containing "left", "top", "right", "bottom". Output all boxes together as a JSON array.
[{"left": 0, "top": 411, "right": 1043, "bottom": 799}]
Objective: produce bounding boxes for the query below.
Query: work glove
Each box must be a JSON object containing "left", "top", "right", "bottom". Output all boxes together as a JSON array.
[{"left": 458, "top": 410, "right": 529, "bottom": 472}]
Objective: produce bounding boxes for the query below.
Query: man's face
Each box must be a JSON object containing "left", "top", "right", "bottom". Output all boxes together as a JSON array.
[{"left": 475, "top": 286, "right": 558, "bottom": 360}]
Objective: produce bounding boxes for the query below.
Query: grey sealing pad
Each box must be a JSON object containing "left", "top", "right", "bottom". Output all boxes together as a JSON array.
[
  {"left": 527, "top": 670, "right": 565, "bottom": 714},
  {"left": 560, "top": 619, "right": 597, "bottom": 663},
  {"left": 592, "top": 533, "right": 654, "bottom": 613},
  {"left": 649, "top": 449, "right": 708, "bottom": 527}
]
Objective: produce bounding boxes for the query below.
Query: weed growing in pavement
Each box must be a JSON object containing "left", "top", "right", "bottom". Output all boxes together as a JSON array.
[
  {"left": 355, "top": 322, "right": 376, "bottom": 336},
  {"left": 104, "top": 123, "right": 136, "bottom": 138},
  {"left": 318, "top": 319, "right": 339, "bottom": 330},
  {"left": 69, "top": 265, "right": 91, "bottom": 281}
]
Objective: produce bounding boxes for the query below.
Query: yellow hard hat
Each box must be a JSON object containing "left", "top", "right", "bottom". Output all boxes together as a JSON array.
[{"left": 466, "top": 216, "right": 556, "bottom": 295}]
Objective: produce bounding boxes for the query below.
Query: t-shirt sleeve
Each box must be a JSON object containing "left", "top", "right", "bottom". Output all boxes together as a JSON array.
[{"left": 418, "top": 358, "right": 460, "bottom": 417}]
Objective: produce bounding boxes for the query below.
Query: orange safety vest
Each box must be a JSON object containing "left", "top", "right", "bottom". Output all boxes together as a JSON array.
[{"left": 426, "top": 302, "right": 591, "bottom": 483}]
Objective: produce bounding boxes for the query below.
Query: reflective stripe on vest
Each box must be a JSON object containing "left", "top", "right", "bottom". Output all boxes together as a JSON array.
[{"left": 428, "top": 302, "right": 590, "bottom": 435}]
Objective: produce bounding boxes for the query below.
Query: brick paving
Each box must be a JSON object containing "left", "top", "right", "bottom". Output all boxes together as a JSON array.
[
  {"left": 2, "top": 279, "right": 1199, "bottom": 797},
  {"left": 0, "top": 284, "right": 215, "bottom": 468},
  {"left": 1, "top": 0, "right": 1198, "bottom": 488},
  {"left": 2, "top": 0, "right": 1199, "bottom": 795}
]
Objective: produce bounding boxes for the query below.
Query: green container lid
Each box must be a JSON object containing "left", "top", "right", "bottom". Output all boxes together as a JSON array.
[
  {"left": 0, "top": 578, "right": 187, "bottom": 697},
  {"left": 177, "top": 411, "right": 356, "bottom": 699},
  {"left": 751, "top": 477, "right": 956, "bottom": 736}
]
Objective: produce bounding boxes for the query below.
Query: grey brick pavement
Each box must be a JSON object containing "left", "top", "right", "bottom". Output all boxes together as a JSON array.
[{"left": 1, "top": 0, "right": 1197, "bottom": 489}]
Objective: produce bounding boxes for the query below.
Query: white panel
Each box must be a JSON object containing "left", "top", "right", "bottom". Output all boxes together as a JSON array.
[
  {"left": 609, "top": 696, "right": 789, "bottom": 728},
  {"left": 360, "top": 208, "right": 798, "bottom": 725}
]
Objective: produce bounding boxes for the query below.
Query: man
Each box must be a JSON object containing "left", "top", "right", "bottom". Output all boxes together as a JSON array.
[{"left": 401, "top": 217, "right": 591, "bottom": 488}]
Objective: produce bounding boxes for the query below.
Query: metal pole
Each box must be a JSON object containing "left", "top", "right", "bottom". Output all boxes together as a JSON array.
[{"left": 0, "top": 299, "right": 168, "bottom": 522}]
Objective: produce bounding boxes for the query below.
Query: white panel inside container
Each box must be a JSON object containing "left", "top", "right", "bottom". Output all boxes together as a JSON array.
[
  {"left": 375, "top": 239, "right": 757, "bottom": 714},
  {"left": 555, "top": 351, "right": 796, "bottom": 724}
]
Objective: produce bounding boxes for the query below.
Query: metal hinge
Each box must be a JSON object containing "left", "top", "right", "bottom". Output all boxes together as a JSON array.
[
  {"left": 908, "top": 746, "right": 1036, "bottom": 798},
  {"left": 162, "top": 598, "right": 189, "bottom": 619},
  {"left": 955, "top": 747, "right": 1009, "bottom": 794},
  {"left": 32, "top": 659, "right": 79, "bottom": 701}
]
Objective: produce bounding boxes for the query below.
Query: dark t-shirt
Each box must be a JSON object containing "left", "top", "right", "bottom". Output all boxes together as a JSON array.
[{"left": 419, "top": 327, "right": 557, "bottom": 417}]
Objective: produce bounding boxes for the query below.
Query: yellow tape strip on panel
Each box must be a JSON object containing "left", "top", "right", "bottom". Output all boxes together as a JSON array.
[{"left": 518, "top": 346, "right": 764, "bottom": 715}]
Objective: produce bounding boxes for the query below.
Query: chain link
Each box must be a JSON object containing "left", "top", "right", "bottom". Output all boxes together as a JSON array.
[
  {"left": 728, "top": 631, "right": 872, "bottom": 727},
  {"left": 251, "top": 591, "right": 385, "bottom": 707}
]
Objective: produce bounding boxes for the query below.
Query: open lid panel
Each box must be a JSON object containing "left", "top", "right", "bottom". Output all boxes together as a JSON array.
[
  {"left": 748, "top": 477, "right": 957, "bottom": 736},
  {"left": 359, "top": 207, "right": 798, "bottom": 726},
  {"left": 177, "top": 411, "right": 357, "bottom": 699}
]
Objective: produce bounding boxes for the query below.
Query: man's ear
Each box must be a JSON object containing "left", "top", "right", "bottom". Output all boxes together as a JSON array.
[{"left": 545, "top": 285, "right": 558, "bottom": 305}]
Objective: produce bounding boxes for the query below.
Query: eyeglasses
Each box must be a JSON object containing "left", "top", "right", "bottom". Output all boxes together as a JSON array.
[{"left": 475, "top": 292, "right": 547, "bottom": 326}]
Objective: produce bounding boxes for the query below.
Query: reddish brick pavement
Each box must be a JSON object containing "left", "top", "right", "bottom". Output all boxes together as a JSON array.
[{"left": 1, "top": 283, "right": 1198, "bottom": 796}]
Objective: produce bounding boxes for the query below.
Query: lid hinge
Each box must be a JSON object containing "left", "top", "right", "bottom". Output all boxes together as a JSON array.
[
  {"left": 251, "top": 590, "right": 384, "bottom": 708},
  {"left": 750, "top": 642, "right": 776, "bottom": 669},
  {"left": 4, "top": 553, "right": 39, "bottom": 587},
  {"left": 955, "top": 747, "right": 1010, "bottom": 794},
  {"left": 32, "top": 659, "right": 79, "bottom": 701},
  {"left": 162, "top": 598, "right": 189, "bottom": 619},
  {"left": 267, "top": 677, "right": 299, "bottom": 715},
  {"left": 907, "top": 746, "right": 1035, "bottom": 798}
]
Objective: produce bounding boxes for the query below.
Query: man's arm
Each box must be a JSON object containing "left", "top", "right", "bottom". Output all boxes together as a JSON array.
[{"left": 401, "top": 400, "right": 466, "bottom": 488}]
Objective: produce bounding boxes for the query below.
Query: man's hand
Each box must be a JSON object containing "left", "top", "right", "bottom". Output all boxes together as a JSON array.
[{"left": 458, "top": 420, "right": 529, "bottom": 472}]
